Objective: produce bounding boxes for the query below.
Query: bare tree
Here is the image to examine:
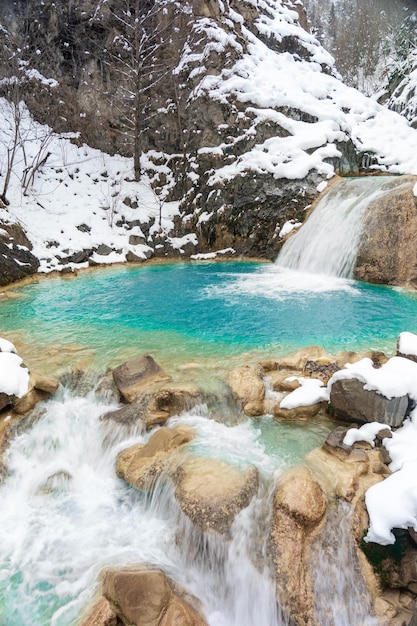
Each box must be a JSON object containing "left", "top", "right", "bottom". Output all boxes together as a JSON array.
[
  {"left": 94, "top": 0, "right": 175, "bottom": 181},
  {"left": 0, "top": 29, "right": 54, "bottom": 203}
]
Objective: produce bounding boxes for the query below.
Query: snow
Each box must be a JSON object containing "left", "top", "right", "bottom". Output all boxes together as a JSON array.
[
  {"left": 328, "top": 356, "right": 417, "bottom": 401},
  {"left": 179, "top": 0, "right": 417, "bottom": 186},
  {"left": 398, "top": 331, "right": 417, "bottom": 357},
  {"left": 279, "top": 220, "right": 302, "bottom": 238},
  {"left": 279, "top": 377, "right": 329, "bottom": 409},
  {"left": 0, "top": 337, "right": 16, "bottom": 353},
  {"left": 325, "top": 344, "right": 417, "bottom": 547},
  {"left": 0, "top": 349, "right": 29, "bottom": 398},
  {"left": 343, "top": 422, "right": 391, "bottom": 448},
  {"left": 414, "top": 183, "right": 417, "bottom": 198},
  {"left": 0, "top": 99, "right": 180, "bottom": 273}
]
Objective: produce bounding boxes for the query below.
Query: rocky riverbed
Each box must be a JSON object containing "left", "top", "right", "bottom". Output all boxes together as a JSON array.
[{"left": 2, "top": 336, "right": 417, "bottom": 626}]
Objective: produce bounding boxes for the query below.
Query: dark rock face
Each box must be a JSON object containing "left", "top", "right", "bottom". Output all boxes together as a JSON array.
[
  {"left": 329, "top": 378, "right": 408, "bottom": 427},
  {"left": 0, "top": 223, "right": 40, "bottom": 285}
]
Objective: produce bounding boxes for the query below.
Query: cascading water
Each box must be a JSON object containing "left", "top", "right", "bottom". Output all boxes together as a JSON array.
[
  {"left": 0, "top": 385, "right": 288, "bottom": 626},
  {"left": 312, "top": 502, "right": 379, "bottom": 626},
  {"left": 277, "top": 177, "right": 391, "bottom": 278},
  {"left": 0, "top": 382, "right": 381, "bottom": 626}
]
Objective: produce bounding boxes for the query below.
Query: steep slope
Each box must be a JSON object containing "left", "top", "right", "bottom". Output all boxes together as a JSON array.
[{"left": 1, "top": 0, "right": 417, "bottom": 272}]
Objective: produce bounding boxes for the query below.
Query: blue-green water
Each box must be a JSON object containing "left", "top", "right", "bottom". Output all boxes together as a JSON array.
[
  {"left": 1, "top": 262, "right": 417, "bottom": 372},
  {"left": 1, "top": 260, "right": 407, "bottom": 626}
]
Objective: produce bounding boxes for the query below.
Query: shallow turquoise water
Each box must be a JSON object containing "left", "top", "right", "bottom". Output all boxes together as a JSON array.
[{"left": 1, "top": 261, "right": 417, "bottom": 370}]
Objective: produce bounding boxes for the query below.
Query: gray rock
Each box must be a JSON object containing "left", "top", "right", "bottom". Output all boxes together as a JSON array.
[{"left": 330, "top": 378, "right": 408, "bottom": 427}]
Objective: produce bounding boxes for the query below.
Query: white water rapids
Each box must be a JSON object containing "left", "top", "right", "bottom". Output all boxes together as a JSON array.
[
  {"left": 0, "top": 386, "right": 285, "bottom": 626},
  {"left": 0, "top": 383, "right": 379, "bottom": 626}
]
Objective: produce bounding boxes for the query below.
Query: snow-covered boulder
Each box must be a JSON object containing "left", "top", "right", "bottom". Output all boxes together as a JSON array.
[{"left": 328, "top": 357, "right": 417, "bottom": 427}]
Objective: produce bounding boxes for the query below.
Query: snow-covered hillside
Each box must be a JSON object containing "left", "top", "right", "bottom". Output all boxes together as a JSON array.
[{"left": 1, "top": 0, "right": 417, "bottom": 273}]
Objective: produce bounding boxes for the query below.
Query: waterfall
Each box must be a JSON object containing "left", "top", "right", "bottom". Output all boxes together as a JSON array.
[
  {"left": 0, "top": 386, "right": 285, "bottom": 626},
  {"left": 0, "top": 383, "right": 381, "bottom": 626},
  {"left": 312, "top": 501, "right": 379, "bottom": 626},
  {"left": 277, "top": 177, "right": 391, "bottom": 278}
]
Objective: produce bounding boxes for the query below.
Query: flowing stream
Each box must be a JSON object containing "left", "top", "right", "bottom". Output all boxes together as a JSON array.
[{"left": 0, "top": 176, "right": 415, "bottom": 625}]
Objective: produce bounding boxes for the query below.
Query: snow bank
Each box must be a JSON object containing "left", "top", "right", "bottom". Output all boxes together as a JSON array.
[
  {"left": 279, "top": 377, "right": 329, "bottom": 409},
  {"left": 398, "top": 331, "right": 417, "bottom": 357},
  {"left": 0, "top": 99, "right": 180, "bottom": 274},
  {"left": 0, "top": 349, "right": 29, "bottom": 398}
]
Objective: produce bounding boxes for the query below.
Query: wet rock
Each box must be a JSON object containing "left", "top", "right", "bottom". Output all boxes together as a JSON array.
[
  {"left": 0, "top": 223, "right": 40, "bottom": 285},
  {"left": 354, "top": 175, "right": 417, "bottom": 288},
  {"left": 102, "top": 564, "right": 207, "bottom": 626},
  {"left": 329, "top": 378, "right": 408, "bottom": 427},
  {"left": 269, "top": 466, "right": 327, "bottom": 626},
  {"left": 112, "top": 354, "right": 172, "bottom": 403},
  {"left": 116, "top": 425, "right": 195, "bottom": 491},
  {"left": 227, "top": 365, "right": 265, "bottom": 416},
  {"left": 173, "top": 456, "right": 259, "bottom": 536},
  {"left": 103, "top": 386, "right": 203, "bottom": 430}
]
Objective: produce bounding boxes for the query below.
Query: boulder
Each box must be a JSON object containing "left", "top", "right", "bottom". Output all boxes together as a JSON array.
[
  {"left": 116, "top": 425, "right": 195, "bottom": 491},
  {"left": 329, "top": 377, "right": 408, "bottom": 427},
  {"left": 102, "top": 564, "right": 207, "bottom": 626},
  {"left": 354, "top": 175, "right": 417, "bottom": 288},
  {"left": 227, "top": 365, "right": 265, "bottom": 416},
  {"left": 112, "top": 354, "right": 172, "bottom": 403},
  {"left": 269, "top": 466, "right": 327, "bottom": 626},
  {"left": 173, "top": 456, "right": 259, "bottom": 536}
]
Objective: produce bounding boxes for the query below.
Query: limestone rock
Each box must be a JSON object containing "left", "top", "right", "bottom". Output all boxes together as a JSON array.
[
  {"left": 13, "top": 388, "right": 49, "bottom": 415},
  {"left": 269, "top": 466, "right": 327, "bottom": 626},
  {"left": 354, "top": 175, "right": 417, "bottom": 288},
  {"left": 112, "top": 354, "right": 172, "bottom": 403},
  {"left": 265, "top": 369, "right": 300, "bottom": 392},
  {"left": 227, "top": 365, "right": 265, "bottom": 416},
  {"left": 173, "top": 456, "right": 259, "bottom": 536},
  {"left": 116, "top": 426, "right": 195, "bottom": 491},
  {"left": 329, "top": 377, "right": 408, "bottom": 427},
  {"left": 30, "top": 370, "right": 60, "bottom": 395},
  {"left": 102, "top": 564, "right": 207, "bottom": 626}
]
